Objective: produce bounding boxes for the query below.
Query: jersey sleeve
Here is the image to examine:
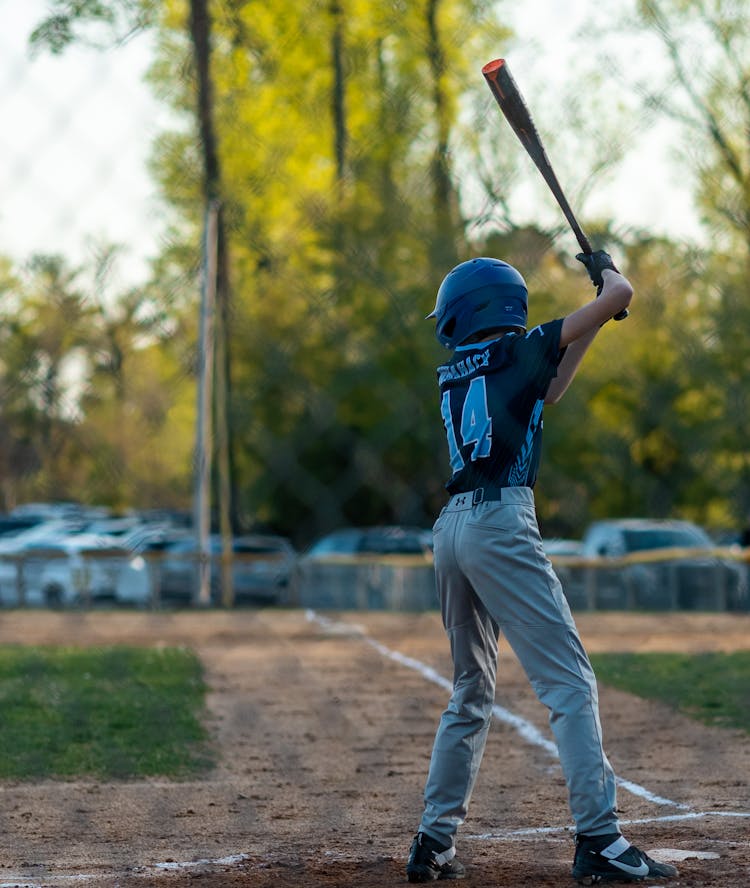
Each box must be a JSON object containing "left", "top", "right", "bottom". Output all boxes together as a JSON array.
[{"left": 516, "top": 318, "right": 565, "bottom": 394}]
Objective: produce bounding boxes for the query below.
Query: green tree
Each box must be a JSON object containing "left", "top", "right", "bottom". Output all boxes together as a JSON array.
[
  {"left": 631, "top": 0, "right": 750, "bottom": 526},
  {"left": 0, "top": 255, "right": 95, "bottom": 505},
  {"left": 0, "top": 244, "right": 197, "bottom": 512},
  {"left": 74, "top": 244, "right": 196, "bottom": 510},
  {"left": 144, "top": 0, "right": 508, "bottom": 539},
  {"left": 0, "top": 257, "right": 38, "bottom": 509}
]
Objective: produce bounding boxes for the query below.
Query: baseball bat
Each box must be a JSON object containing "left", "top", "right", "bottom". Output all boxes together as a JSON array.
[{"left": 481, "top": 58, "right": 628, "bottom": 320}]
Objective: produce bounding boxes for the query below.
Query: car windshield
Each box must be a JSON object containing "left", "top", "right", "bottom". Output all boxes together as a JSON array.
[
  {"left": 306, "top": 527, "right": 431, "bottom": 556},
  {"left": 308, "top": 532, "right": 360, "bottom": 556},
  {"left": 622, "top": 527, "right": 708, "bottom": 551},
  {"left": 359, "top": 533, "right": 426, "bottom": 554}
]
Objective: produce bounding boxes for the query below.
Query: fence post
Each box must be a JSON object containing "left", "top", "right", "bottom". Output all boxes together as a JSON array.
[
  {"left": 193, "top": 199, "right": 220, "bottom": 608},
  {"left": 15, "top": 555, "right": 26, "bottom": 607},
  {"left": 715, "top": 563, "right": 727, "bottom": 611},
  {"left": 584, "top": 566, "right": 596, "bottom": 610},
  {"left": 667, "top": 563, "right": 679, "bottom": 610},
  {"left": 148, "top": 551, "right": 163, "bottom": 610}
]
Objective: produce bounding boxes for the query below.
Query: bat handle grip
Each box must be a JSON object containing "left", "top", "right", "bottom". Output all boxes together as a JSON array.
[{"left": 613, "top": 308, "right": 629, "bottom": 321}]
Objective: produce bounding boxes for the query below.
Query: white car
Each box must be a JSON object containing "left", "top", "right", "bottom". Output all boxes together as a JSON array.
[
  {"left": 37, "top": 534, "right": 151, "bottom": 607},
  {"left": 0, "top": 520, "right": 82, "bottom": 605},
  {"left": 580, "top": 518, "right": 748, "bottom": 610},
  {"left": 0, "top": 523, "right": 151, "bottom": 607}
]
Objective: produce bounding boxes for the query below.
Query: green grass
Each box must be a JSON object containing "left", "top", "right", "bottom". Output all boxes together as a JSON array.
[
  {"left": 0, "top": 645, "right": 215, "bottom": 780},
  {"left": 589, "top": 651, "right": 750, "bottom": 733}
]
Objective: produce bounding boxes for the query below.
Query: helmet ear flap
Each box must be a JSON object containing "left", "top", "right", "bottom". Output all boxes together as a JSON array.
[{"left": 440, "top": 317, "right": 457, "bottom": 341}]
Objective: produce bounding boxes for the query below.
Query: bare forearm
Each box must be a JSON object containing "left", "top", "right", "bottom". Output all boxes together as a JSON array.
[{"left": 545, "top": 328, "right": 598, "bottom": 403}]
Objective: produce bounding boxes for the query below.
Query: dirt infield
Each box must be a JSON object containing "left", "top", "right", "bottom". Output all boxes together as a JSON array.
[{"left": 0, "top": 609, "right": 748, "bottom": 887}]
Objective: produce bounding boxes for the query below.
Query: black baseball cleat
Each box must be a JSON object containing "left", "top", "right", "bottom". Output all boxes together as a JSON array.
[
  {"left": 406, "top": 832, "right": 466, "bottom": 882},
  {"left": 572, "top": 833, "right": 679, "bottom": 884}
]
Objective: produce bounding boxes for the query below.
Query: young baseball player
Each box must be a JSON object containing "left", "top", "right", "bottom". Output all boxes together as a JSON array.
[{"left": 406, "top": 253, "right": 679, "bottom": 884}]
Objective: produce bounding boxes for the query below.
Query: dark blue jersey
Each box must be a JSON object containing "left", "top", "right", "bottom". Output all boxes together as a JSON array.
[{"left": 436, "top": 319, "right": 564, "bottom": 493}]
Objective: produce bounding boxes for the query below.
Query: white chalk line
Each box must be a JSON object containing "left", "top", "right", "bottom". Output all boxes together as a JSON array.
[
  {"left": 306, "top": 610, "right": 694, "bottom": 811},
  {"left": 466, "top": 810, "right": 750, "bottom": 840},
  {"left": 4, "top": 610, "right": 746, "bottom": 887}
]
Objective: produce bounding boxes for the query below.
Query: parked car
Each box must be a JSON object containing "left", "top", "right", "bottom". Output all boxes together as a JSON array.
[
  {"left": 7, "top": 501, "right": 109, "bottom": 526},
  {"left": 0, "top": 520, "right": 84, "bottom": 605},
  {"left": 303, "top": 525, "right": 434, "bottom": 559},
  {"left": 294, "top": 525, "right": 436, "bottom": 610},
  {"left": 37, "top": 534, "right": 151, "bottom": 607},
  {"left": 0, "top": 506, "right": 185, "bottom": 608},
  {"left": 543, "top": 538, "right": 583, "bottom": 558},
  {"left": 710, "top": 527, "right": 750, "bottom": 549},
  {"left": 0, "top": 529, "right": 150, "bottom": 608},
  {"left": 579, "top": 518, "right": 748, "bottom": 610},
  {"left": 0, "top": 515, "right": 46, "bottom": 539},
  {"left": 543, "top": 539, "right": 584, "bottom": 597},
  {"left": 152, "top": 534, "right": 297, "bottom": 606}
]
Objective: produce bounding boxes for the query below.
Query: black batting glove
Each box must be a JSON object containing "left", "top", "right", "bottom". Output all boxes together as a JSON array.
[{"left": 576, "top": 250, "right": 620, "bottom": 292}]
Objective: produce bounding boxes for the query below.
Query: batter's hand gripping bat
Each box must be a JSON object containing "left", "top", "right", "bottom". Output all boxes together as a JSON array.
[{"left": 481, "top": 58, "right": 628, "bottom": 320}]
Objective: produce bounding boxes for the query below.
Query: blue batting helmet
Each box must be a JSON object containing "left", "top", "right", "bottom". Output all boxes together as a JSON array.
[{"left": 427, "top": 257, "right": 528, "bottom": 348}]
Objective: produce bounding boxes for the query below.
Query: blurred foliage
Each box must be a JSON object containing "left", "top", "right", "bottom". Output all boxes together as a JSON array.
[
  {"left": 629, "top": 0, "right": 750, "bottom": 523},
  {"left": 1, "top": 0, "right": 749, "bottom": 544}
]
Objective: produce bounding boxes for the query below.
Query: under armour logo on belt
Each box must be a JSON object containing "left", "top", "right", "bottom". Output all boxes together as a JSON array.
[{"left": 455, "top": 495, "right": 467, "bottom": 505}]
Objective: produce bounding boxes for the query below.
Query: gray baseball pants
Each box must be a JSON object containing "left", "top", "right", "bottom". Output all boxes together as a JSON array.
[{"left": 419, "top": 486, "right": 619, "bottom": 847}]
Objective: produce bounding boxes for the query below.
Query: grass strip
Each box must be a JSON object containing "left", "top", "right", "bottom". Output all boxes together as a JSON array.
[
  {"left": 0, "top": 645, "right": 214, "bottom": 780},
  {"left": 589, "top": 650, "right": 750, "bottom": 733}
]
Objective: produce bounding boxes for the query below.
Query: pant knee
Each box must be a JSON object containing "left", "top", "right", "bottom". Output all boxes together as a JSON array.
[
  {"left": 532, "top": 681, "right": 598, "bottom": 718},
  {"left": 449, "top": 675, "right": 496, "bottom": 723}
]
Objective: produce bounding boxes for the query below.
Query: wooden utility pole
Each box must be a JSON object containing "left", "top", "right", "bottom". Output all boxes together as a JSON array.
[
  {"left": 194, "top": 201, "right": 219, "bottom": 606},
  {"left": 190, "top": 0, "right": 234, "bottom": 605}
]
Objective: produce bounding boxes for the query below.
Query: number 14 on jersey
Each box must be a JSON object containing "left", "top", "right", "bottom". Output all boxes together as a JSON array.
[{"left": 441, "top": 376, "right": 492, "bottom": 472}]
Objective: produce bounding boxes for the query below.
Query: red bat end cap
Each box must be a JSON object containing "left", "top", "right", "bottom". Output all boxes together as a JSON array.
[{"left": 481, "top": 59, "right": 506, "bottom": 76}]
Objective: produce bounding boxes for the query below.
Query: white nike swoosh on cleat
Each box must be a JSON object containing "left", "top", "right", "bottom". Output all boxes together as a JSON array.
[{"left": 609, "top": 858, "right": 650, "bottom": 877}]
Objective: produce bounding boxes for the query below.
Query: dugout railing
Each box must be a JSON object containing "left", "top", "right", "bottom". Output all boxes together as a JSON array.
[
  {"left": 0, "top": 547, "right": 748, "bottom": 611},
  {"left": 548, "top": 546, "right": 749, "bottom": 612},
  {"left": 289, "top": 547, "right": 750, "bottom": 613}
]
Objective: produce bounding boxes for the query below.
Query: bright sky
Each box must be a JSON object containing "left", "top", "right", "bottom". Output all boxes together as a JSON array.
[
  {"left": 502, "top": 0, "right": 702, "bottom": 245},
  {"left": 1, "top": 0, "right": 703, "bottom": 286},
  {"left": 1, "top": 0, "right": 169, "bottom": 282}
]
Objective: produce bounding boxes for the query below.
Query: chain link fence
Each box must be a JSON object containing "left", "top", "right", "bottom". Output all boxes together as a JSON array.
[
  {"left": 2, "top": 3, "right": 750, "bottom": 612},
  {"left": 1, "top": 544, "right": 748, "bottom": 612}
]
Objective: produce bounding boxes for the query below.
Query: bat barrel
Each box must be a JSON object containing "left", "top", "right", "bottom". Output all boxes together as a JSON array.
[
  {"left": 481, "top": 57, "right": 628, "bottom": 322},
  {"left": 481, "top": 58, "right": 506, "bottom": 76}
]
